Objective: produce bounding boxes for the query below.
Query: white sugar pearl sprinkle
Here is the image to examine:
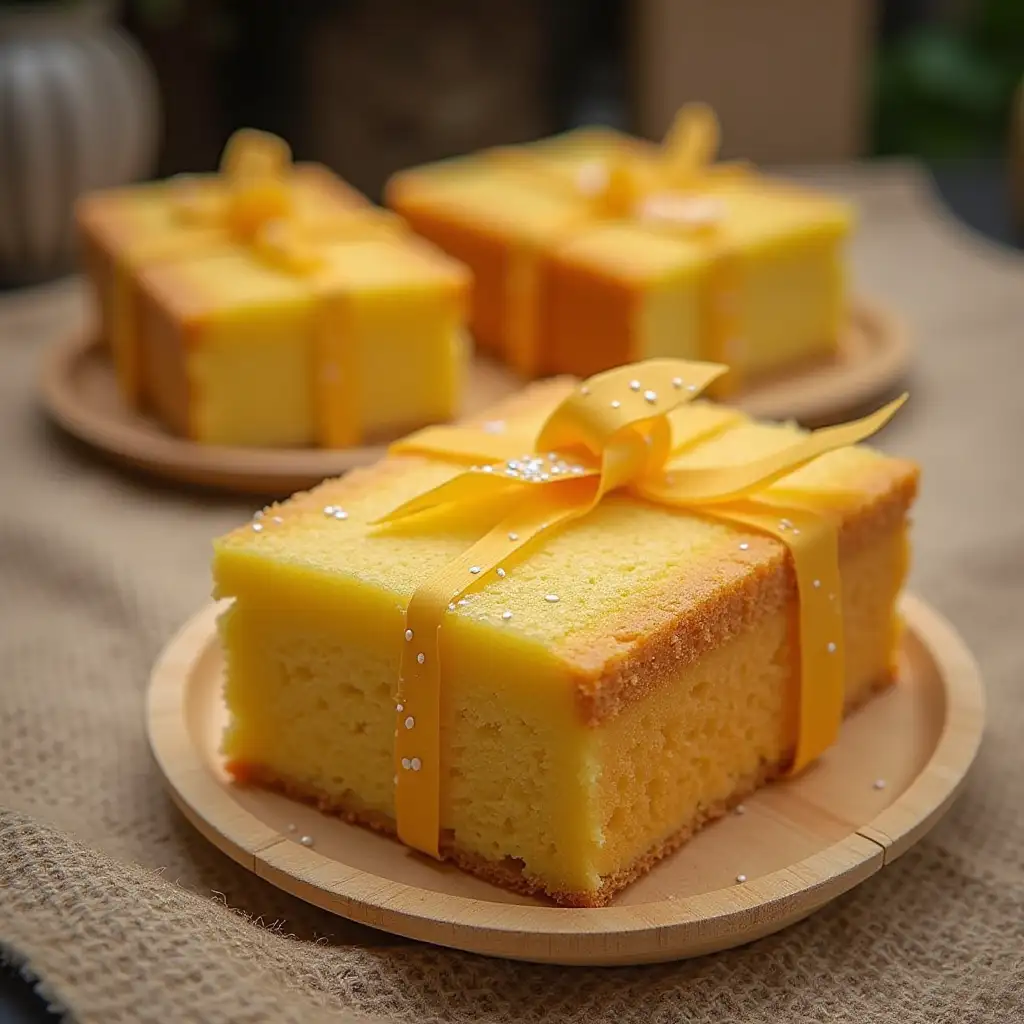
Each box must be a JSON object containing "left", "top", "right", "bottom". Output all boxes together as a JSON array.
[
  {"left": 545, "top": 594, "right": 560, "bottom": 603},
  {"left": 672, "top": 377, "right": 683, "bottom": 389},
  {"left": 404, "top": 716, "right": 415, "bottom": 730},
  {"left": 813, "top": 579, "right": 821, "bottom": 589},
  {"left": 873, "top": 778, "right": 887, "bottom": 790},
  {"left": 497, "top": 567, "right": 506, "bottom": 578},
  {"left": 827, "top": 642, "right": 837, "bottom": 654},
  {"left": 502, "top": 610, "right": 513, "bottom": 621},
  {"left": 610, "top": 400, "right": 621, "bottom": 409},
  {"left": 396, "top": 703, "right": 403, "bottom": 712},
  {"left": 404, "top": 629, "right": 414, "bottom": 641},
  {"left": 739, "top": 542, "right": 750, "bottom": 551},
  {"left": 580, "top": 386, "right": 590, "bottom": 396},
  {"left": 629, "top": 379, "right": 641, "bottom": 391},
  {"left": 644, "top": 390, "right": 658, "bottom": 404},
  {"left": 287, "top": 823, "right": 297, "bottom": 832},
  {"left": 735, "top": 804, "right": 746, "bottom": 815},
  {"left": 416, "top": 652, "right": 426, "bottom": 665},
  {"left": 410, "top": 757, "right": 422, "bottom": 771},
  {"left": 735, "top": 873, "right": 747, "bottom": 884},
  {"left": 469, "top": 566, "right": 482, "bottom": 575},
  {"left": 448, "top": 602, "right": 456, "bottom": 612},
  {"left": 299, "top": 835, "right": 314, "bottom": 847},
  {"left": 334, "top": 509, "right": 348, "bottom": 520},
  {"left": 508, "top": 532, "right": 519, "bottom": 541},
  {"left": 401, "top": 757, "right": 411, "bottom": 770},
  {"left": 251, "top": 523, "right": 263, "bottom": 532}
]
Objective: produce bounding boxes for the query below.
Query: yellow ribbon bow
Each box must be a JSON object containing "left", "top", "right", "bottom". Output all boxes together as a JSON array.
[
  {"left": 376, "top": 359, "right": 907, "bottom": 858},
  {"left": 173, "top": 128, "right": 395, "bottom": 276},
  {"left": 500, "top": 105, "right": 751, "bottom": 381},
  {"left": 588, "top": 102, "right": 749, "bottom": 219},
  {"left": 174, "top": 129, "right": 293, "bottom": 232}
]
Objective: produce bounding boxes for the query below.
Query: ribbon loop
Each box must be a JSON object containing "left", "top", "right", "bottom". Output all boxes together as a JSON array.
[
  {"left": 535, "top": 359, "right": 728, "bottom": 458},
  {"left": 220, "top": 128, "right": 292, "bottom": 182},
  {"left": 663, "top": 103, "right": 720, "bottom": 181}
]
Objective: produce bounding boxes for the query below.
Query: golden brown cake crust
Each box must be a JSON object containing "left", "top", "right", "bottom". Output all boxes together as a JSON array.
[
  {"left": 228, "top": 669, "right": 894, "bottom": 909},
  {"left": 568, "top": 469, "right": 917, "bottom": 726}
]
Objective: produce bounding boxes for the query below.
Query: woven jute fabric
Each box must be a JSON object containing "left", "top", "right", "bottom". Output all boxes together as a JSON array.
[{"left": 1, "top": 163, "right": 1022, "bottom": 1023}]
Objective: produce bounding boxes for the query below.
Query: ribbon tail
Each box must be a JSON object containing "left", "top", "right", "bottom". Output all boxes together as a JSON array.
[
  {"left": 371, "top": 471, "right": 526, "bottom": 526},
  {"left": 394, "top": 482, "right": 598, "bottom": 857},
  {"left": 641, "top": 394, "right": 908, "bottom": 506}
]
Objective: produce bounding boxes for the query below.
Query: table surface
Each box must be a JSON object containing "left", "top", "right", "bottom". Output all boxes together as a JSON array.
[{"left": 0, "top": 158, "right": 1020, "bottom": 1023}]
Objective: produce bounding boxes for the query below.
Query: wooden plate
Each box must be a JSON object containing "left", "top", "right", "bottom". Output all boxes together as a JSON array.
[
  {"left": 147, "top": 593, "right": 982, "bottom": 966},
  {"left": 39, "top": 334, "right": 520, "bottom": 495},
  {"left": 44, "top": 298, "right": 909, "bottom": 497}
]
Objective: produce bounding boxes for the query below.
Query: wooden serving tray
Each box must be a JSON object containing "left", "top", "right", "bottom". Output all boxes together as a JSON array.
[
  {"left": 43, "top": 298, "right": 910, "bottom": 496},
  {"left": 147, "top": 593, "right": 981, "bottom": 966}
]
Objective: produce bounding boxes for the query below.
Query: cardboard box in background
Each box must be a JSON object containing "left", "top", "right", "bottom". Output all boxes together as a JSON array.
[
  {"left": 303, "top": 0, "right": 552, "bottom": 201},
  {"left": 632, "top": 0, "right": 877, "bottom": 163}
]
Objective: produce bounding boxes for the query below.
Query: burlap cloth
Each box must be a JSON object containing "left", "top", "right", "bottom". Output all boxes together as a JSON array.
[{"left": 1, "top": 162, "right": 1022, "bottom": 1024}]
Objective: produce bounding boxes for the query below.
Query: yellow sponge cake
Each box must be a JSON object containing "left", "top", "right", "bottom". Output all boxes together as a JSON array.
[
  {"left": 387, "top": 105, "right": 851, "bottom": 391},
  {"left": 77, "top": 148, "right": 370, "bottom": 408},
  {"left": 136, "top": 233, "right": 467, "bottom": 448},
  {"left": 212, "top": 360, "right": 916, "bottom": 905},
  {"left": 77, "top": 129, "right": 470, "bottom": 448}
]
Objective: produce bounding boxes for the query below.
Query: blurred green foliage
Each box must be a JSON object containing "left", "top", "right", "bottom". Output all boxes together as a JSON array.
[{"left": 874, "top": 0, "right": 1024, "bottom": 157}]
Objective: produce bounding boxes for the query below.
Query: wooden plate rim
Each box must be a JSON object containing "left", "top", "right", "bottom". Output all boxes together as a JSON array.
[
  {"left": 146, "top": 592, "right": 983, "bottom": 964},
  {"left": 42, "top": 296, "right": 911, "bottom": 496}
]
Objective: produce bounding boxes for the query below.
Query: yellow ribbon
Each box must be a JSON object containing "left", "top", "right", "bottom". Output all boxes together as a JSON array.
[
  {"left": 374, "top": 358, "right": 906, "bottom": 858},
  {"left": 497, "top": 105, "right": 750, "bottom": 380},
  {"left": 172, "top": 128, "right": 398, "bottom": 276},
  {"left": 176, "top": 129, "right": 293, "bottom": 239}
]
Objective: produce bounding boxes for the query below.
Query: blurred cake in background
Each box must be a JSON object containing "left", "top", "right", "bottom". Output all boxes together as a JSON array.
[
  {"left": 386, "top": 105, "right": 854, "bottom": 394},
  {"left": 76, "top": 130, "right": 469, "bottom": 449}
]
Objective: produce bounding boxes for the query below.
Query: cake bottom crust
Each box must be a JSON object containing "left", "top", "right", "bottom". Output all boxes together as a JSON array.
[{"left": 228, "top": 671, "right": 894, "bottom": 908}]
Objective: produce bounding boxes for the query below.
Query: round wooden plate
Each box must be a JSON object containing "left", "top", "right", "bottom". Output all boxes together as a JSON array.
[
  {"left": 39, "top": 333, "right": 520, "bottom": 495},
  {"left": 44, "top": 298, "right": 909, "bottom": 496},
  {"left": 147, "top": 593, "right": 981, "bottom": 966}
]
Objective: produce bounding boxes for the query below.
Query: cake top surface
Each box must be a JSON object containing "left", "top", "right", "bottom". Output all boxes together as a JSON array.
[
  {"left": 214, "top": 379, "right": 917, "bottom": 679},
  {"left": 138, "top": 233, "right": 468, "bottom": 319},
  {"left": 78, "top": 164, "right": 369, "bottom": 253},
  {"left": 390, "top": 134, "right": 851, "bottom": 257}
]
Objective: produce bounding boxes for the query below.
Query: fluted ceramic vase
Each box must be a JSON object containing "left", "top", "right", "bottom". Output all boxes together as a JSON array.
[{"left": 0, "top": 0, "right": 159, "bottom": 284}]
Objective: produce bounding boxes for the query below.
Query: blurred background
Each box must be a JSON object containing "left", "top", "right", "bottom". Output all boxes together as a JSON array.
[{"left": 0, "top": 0, "right": 1022, "bottom": 285}]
